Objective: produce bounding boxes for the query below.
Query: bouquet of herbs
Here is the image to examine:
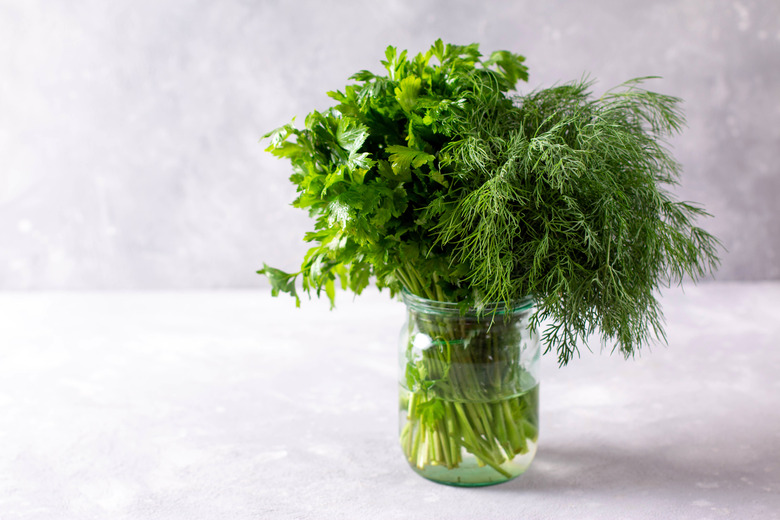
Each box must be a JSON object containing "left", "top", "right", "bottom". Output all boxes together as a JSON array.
[{"left": 260, "top": 40, "right": 719, "bottom": 478}]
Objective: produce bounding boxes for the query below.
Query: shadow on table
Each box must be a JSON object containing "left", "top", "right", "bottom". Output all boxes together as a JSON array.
[{"left": 490, "top": 440, "right": 778, "bottom": 495}]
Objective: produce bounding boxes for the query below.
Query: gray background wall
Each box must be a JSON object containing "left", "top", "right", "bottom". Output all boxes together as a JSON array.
[{"left": 1, "top": 0, "right": 778, "bottom": 290}]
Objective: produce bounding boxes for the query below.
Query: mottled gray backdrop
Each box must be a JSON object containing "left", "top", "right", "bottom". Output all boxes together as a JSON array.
[{"left": 1, "top": 0, "right": 778, "bottom": 289}]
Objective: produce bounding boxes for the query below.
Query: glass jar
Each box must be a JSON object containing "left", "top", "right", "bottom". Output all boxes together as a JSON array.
[{"left": 398, "top": 292, "right": 540, "bottom": 486}]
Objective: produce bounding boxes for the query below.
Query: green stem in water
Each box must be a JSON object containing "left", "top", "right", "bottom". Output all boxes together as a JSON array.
[{"left": 400, "top": 298, "right": 539, "bottom": 480}]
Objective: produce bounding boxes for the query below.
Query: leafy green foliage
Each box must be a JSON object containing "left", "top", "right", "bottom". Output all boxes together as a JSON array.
[
  {"left": 259, "top": 40, "right": 719, "bottom": 366},
  {"left": 259, "top": 264, "right": 300, "bottom": 307}
]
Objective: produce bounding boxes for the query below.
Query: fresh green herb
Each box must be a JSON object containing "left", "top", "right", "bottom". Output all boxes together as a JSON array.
[
  {"left": 259, "top": 39, "right": 720, "bottom": 482},
  {"left": 259, "top": 39, "right": 719, "bottom": 365}
]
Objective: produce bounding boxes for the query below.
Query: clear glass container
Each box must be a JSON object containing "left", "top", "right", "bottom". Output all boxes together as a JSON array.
[{"left": 398, "top": 292, "right": 540, "bottom": 486}]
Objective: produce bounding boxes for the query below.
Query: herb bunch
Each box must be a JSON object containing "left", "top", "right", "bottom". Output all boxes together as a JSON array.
[{"left": 260, "top": 40, "right": 719, "bottom": 366}]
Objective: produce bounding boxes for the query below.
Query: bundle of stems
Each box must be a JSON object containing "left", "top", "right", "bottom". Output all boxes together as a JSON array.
[{"left": 400, "top": 295, "right": 538, "bottom": 477}]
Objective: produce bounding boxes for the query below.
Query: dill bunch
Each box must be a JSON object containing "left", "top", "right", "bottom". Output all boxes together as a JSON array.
[{"left": 260, "top": 40, "right": 720, "bottom": 366}]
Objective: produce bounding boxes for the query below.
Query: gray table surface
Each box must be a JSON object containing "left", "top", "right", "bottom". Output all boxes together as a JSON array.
[{"left": 1, "top": 283, "right": 778, "bottom": 519}]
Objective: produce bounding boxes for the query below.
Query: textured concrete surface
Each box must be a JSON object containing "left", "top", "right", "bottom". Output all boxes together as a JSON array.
[
  {"left": 1, "top": 0, "right": 779, "bottom": 289},
  {"left": 1, "top": 283, "right": 778, "bottom": 519}
]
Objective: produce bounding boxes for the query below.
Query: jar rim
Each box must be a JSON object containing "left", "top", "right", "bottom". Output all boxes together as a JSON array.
[{"left": 400, "top": 290, "right": 535, "bottom": 316}]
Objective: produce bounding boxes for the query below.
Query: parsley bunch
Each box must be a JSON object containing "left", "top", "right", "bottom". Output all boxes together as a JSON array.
[{"left": 260, "top": 40, "right": 719, "bottom": 366}]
